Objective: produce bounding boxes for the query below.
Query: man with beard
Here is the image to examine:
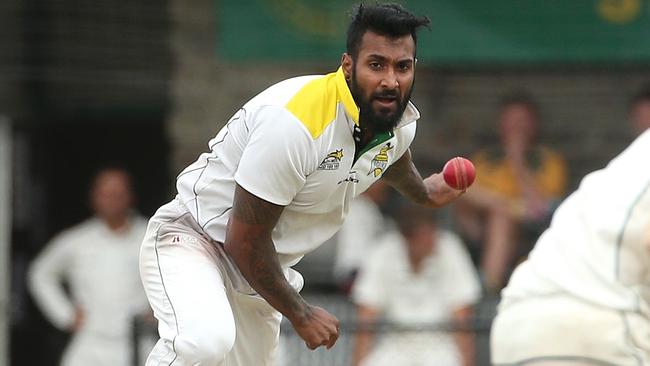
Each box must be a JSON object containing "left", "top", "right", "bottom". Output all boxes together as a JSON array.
[{"left": 140, "top": 3, "right": 463, "bottom": 365}]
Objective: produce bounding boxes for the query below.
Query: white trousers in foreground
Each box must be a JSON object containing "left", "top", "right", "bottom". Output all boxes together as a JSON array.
[
  {"left": 491, "top": 293, "right": 650, "bottom": 366},
  {"left": 139, "top": 199, "right": 288, "bottom": 366}
]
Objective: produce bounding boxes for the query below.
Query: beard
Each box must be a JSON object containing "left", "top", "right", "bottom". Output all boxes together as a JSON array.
[{"left": 350, "top": 68, "right": 413, "bottom": 133}]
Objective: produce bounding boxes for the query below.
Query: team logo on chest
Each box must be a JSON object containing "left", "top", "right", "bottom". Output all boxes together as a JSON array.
[
  {"left": 318, "top": 149, "right": 344, "bottom": 170},
  {"left": 368, "top": 143, "right": 393, "bottom": 177}
]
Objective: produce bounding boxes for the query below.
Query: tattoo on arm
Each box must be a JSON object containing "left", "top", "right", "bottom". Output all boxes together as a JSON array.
[
  {"left": 381, "top": 149, "right": 429, "bottom": 204},
  {"left": 224, "top": 184, "right": 307, "bottom": 319}
]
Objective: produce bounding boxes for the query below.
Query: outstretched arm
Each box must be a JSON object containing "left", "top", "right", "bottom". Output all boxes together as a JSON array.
[
  {"left": 224, "top": 184, "right": 339, "bottom": 350},
  {"left": 382, "top": 149, "right": 463, "bottom": 208}
]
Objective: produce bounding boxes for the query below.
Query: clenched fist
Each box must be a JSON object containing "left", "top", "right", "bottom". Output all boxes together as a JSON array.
[{"left": 290, "top": 304, "right": 340, "bottom": 350}]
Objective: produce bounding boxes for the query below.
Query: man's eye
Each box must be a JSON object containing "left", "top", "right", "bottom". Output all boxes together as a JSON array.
[
  {"left": 369, "top": 62, "right": 382, "bottom": 69},
  {"left": 398, "top": 63, "right": 412, "bottom": 71}
]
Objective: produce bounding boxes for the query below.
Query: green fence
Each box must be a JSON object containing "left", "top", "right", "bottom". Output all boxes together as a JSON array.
[{"left": 217, "top": 0, "right": 650, "bottom": 64}]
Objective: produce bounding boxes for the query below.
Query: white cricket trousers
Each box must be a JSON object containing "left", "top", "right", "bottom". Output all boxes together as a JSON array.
[{"left": 140, "top": 198, "right": 288, "bottom": 366}]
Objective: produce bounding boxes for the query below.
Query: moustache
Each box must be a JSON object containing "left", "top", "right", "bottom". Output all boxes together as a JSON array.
[{"left": 372, "top": 92, "right": 400, "bottom": 104}]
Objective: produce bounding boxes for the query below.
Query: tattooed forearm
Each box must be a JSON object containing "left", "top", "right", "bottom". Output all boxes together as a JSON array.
[
  {"left": 382, "top": 149, "right": 430, "bottom": 204},
  {"left": 383, "top": 149, "right": 463, "bottom": 208},
  {"left": 224, "top": 184, "right": 307, "bottom": 320},
  {"left": 247, "top": 237, "right": 307, "bottom": 317}
]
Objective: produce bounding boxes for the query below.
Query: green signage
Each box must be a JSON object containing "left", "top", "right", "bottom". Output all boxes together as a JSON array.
[{"left": 218, "top": 0, "right": 650, "bottom": 64}]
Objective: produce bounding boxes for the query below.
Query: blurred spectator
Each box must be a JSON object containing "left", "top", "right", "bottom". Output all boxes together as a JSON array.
[
  {"left": 630, "top": 83, "right": 650, "bottom": 136},
  {"left": 333, "top": 181, "right": 393, "bottom": 293},
  {"left": 454, "top": 91, "right": 568, "bottom": 293},
  {"left": 351, "top": 204, "right": 481, "bottom": 366},
  {"left": 28, "top": 168, "right": 149, "bottom": 366}
]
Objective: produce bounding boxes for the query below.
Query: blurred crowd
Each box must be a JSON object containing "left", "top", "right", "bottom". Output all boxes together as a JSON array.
[{"left": 15, "top": 84, "right": 650, "bottom": 366}]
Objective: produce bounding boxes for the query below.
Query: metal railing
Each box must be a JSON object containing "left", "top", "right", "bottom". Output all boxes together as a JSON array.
[{"left": 132, "top": 293, "right": 498, "bottom": 366}]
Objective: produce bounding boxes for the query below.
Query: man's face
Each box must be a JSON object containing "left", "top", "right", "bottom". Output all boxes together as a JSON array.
[
  {"left": 499, "top": 104, "right": 538, "bottom": 148},
  {"left": 405, "top": 223, "right": 436, "bottom": 260},
  {"left": 344, "top": 31, "right": 416, "bottom": 132},
  {"left": 631, "top": 100, "right": 650, "bottom": 135},
  {"left": 91, "top": 170, "right": 133, "bottom": 222}
]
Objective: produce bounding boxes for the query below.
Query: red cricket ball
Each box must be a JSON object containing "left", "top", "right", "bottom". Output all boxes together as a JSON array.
[{"left": 442, "top": 157, "right": 476, "bottom": 190}]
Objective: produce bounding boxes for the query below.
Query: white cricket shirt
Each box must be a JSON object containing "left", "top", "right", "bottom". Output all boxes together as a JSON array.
[
  {"left": 503, "top": 129, "right": 650, "bottom": 315},
  {"left": 353, "top": 230, "right": 481, "bottom": 325},
  {"left": 352, "top": 230, "right": 481, "bottom": 366},
  {"left": 28, "top": 216, "right": 149, "bottom": 336},
  {"left": 176, "top": 68, "right": 419, "bottom": 268}
]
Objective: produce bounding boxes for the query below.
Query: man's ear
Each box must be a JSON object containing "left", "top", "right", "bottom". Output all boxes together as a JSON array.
[{"left": 341, "top": 53, "right": 353, "bottom": 81}]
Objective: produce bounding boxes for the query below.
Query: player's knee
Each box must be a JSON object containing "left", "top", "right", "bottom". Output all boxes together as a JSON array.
[{"left": 174, "top": 327, "right": 235, "bottom": 365}]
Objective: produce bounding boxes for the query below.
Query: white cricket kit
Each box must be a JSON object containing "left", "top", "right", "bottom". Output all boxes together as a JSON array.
[
  {"left": 29, "top": 216, "right": 148, "bottom": 366},
  {"left": 175, "top": 67, "right": 417, "bottom": 268},
  {"left": 353, "top": 230, "right": 481, "bottom": 366},
  {"left": 140, "top": 67, "right": 420, "bottom": 366},
  {"left": 492, "top": 129, "right": 650, "bottom": 366}
]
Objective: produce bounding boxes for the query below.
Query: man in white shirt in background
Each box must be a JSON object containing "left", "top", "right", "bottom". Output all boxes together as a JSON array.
[
  {"left": 333, "top": 180, "right": 392, "bottom": 293},
  {"left": 491, "top": 89, "right": 650, "bottom": 366},
  {"left": 352, "top": 204, "right": 481, "bottom": 366},
  {"left": 29, "top": 168, "right": 149, "bottom": 366}
]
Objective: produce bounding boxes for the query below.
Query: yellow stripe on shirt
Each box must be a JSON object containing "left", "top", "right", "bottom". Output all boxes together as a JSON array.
[{"left": 285, "top": 67, "right": 359, "bottom": 139}]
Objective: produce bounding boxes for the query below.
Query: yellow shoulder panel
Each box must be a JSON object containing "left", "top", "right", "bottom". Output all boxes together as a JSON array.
[{"left": 285, "top": 73, "right": 339, "bottom": 139}]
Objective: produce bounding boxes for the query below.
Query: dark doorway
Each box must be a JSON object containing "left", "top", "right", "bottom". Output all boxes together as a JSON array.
[{"left": 10, "top": 116, "right": 172, "bottom": 365}]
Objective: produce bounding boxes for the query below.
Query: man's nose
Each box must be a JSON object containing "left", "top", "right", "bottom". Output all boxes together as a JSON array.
[{"left": 380, "top": 69, "right": 399, "bottom": 90}]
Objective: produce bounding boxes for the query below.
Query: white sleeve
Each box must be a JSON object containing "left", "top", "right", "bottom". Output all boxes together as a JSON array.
[
  {"left": 28, "top": 235, "right": 76, "bottom": 330},
  {"left": 440, "top": 231, "right": 482, "bottom": 309},
  {"left": 234, "top": 106, "right": 315, "bottom": 206},
  {"left": 392, "top": 122, "right": 417, "bottom": 161},
  {"left": 351, "top": 243, "right": 392, "bottom": 309}
]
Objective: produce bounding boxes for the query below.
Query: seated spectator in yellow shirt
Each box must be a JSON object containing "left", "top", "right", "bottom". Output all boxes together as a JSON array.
[{"left": 455, "top": 91, "right": 568, "bottom": 293}]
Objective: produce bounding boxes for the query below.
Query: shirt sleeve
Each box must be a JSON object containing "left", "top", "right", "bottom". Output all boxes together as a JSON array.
[
  {"left": 234, "top": 106, "right": 316, "bottom": 206},
  {"left": 439, "top": 231, "right": 482, "bottom": 309},
  {"left": 28, "top": 234, "right": 77, "bottom": 330}
]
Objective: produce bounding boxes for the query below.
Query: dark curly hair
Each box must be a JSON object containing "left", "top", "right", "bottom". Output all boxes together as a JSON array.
[
  {"left": 498, "top": 90, "right": 540, "bottom": 119},
  {"left": 346, "top": 3, "right": 430, "bottom": 59}
]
